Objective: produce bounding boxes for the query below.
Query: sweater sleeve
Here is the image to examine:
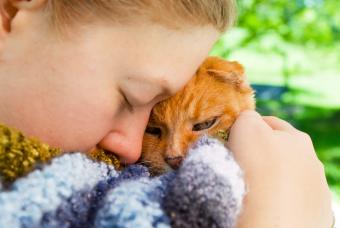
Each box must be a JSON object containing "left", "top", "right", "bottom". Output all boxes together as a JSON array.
[
  {"left": 0, "top": 124, "right": 121, "bottom": 187},
  {"left": 0, "top": 124, "right": 61, "bottom": 185}
]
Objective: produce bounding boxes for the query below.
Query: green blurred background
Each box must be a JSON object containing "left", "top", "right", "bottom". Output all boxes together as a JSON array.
[{"left": 211, "top": 0, "right": 340, "bottom": 197}]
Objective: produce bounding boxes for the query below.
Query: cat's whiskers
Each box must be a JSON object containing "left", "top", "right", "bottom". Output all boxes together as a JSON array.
[{"left": 138, "top": 159, "right": 152, "bottom": 165}]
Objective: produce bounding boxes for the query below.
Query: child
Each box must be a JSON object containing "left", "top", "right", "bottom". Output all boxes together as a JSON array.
[{"left": 0, "top": 0, "right": 334, "bottom": 227}]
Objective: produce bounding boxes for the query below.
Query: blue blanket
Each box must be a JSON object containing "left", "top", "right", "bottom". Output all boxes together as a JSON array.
[{"left": 0, "top": 137, "right": 245, "bottom": 228}]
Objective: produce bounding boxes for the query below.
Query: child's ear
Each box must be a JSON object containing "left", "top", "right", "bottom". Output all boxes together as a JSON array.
[
  {"left": 0, "top": 0, "right": 46, "bottom": 50},
  {"left": 200, "top": 56, "right": 252, "bottom": 94}
]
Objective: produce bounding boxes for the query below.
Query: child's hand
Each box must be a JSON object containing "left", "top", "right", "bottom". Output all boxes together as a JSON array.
[{"left": 227, "top": 111, "right": 333, "bottom": 228}]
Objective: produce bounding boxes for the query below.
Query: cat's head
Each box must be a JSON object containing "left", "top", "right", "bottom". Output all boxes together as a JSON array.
[{"left": 140, "top": 56, "right": 255, "bottom": 175}]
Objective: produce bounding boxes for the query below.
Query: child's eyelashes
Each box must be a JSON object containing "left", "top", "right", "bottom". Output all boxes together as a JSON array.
[
  {"left": 119, "top": 89, "right": 134, "bottom": 112},
  {"left": 120, "top": 77, "right": 169, "bottom": 107},
  {"left": 121, "top": 88, "right": 162, "bottom": 108}
]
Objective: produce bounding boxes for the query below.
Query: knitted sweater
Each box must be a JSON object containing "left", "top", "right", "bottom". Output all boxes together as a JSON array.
[{"left": 0, "top": 124, "right": 246, "bottom": 228}]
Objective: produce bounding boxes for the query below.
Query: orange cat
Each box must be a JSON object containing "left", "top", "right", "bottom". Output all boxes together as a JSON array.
[{"left": 141, "top": 56, "right": 255, "bottom": 175}]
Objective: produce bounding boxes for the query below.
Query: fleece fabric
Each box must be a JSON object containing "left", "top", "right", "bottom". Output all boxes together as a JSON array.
[{"left": 0, "top": 124, "right": 245, "bottom": 228}]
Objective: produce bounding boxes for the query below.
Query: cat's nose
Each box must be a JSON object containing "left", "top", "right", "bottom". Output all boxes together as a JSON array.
[{"left": 165, "top": 156, "right": 183, "bottom": 169}]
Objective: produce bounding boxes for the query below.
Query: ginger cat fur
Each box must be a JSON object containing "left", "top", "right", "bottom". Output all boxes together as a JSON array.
[{"left": 141, "top": 56, "right": 255, "bottom": 175}]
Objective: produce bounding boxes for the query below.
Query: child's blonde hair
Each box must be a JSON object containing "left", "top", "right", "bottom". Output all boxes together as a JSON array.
[{"left": 47, "top": 0, "right": 236, "bottom": 33}]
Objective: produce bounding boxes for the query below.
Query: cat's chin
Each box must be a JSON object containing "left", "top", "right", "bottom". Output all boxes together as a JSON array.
[{"left": 149, "top": 165, "right": 174, "bottom": 176}]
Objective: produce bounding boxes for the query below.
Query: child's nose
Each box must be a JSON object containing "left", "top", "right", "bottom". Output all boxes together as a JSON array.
[
  {"left": 98, "top": 131, "right": 142, "bottom": 164},
  {"left": 98, "top": 109, "right": 150, "bottom": 164}
]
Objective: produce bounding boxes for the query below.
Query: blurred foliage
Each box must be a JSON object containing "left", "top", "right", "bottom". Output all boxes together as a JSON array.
[
  {"left": 211, "top": 0, "right": 340, "bottom": 194},
  {"left": 212, "top": 0, "right": 340, "bottom": 83},
  {"left": 237, "top": 0, "right": 339, "bottom": 45}
]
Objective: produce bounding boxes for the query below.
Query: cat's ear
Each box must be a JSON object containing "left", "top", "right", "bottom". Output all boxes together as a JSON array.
[{"left": 200, "top": 56, "right": 252, "bottom": 94}]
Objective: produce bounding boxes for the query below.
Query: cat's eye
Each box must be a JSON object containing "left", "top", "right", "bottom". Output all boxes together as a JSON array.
[
  {"left": 192, "top": 118, "right": 218, "bottom": 131},
  {"left": 145, "top": 126, "right": 162, "bottom": 137}
]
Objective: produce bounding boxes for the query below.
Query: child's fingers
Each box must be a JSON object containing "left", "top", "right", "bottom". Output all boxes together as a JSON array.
[
  {"left": 227, "top": 111, "right": 272, "bottom": 149},
  {"left": 262, "top": 116, "right": 298, "bottom": 132},
  {"left": 232, "top": 110, "right": 272, "bottom": 131}
]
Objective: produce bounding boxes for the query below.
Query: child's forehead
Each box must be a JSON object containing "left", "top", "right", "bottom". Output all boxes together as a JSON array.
[{"left": 118, "top": 26, "right": 219, "bottom": 78}]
